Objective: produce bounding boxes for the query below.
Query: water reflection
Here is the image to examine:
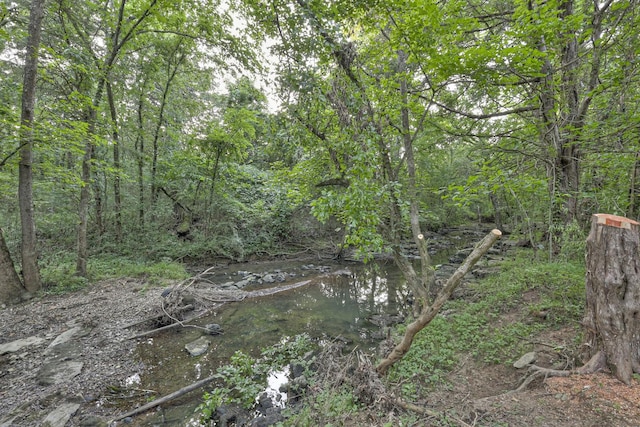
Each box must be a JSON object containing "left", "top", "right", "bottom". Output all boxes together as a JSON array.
[{"left": 132, "top": 261, "right": 408, "bottom": 426}]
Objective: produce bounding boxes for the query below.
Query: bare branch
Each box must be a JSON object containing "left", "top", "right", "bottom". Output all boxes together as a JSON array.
[{"left": 430, "top": 99, "right": 538, "bottom": 119}]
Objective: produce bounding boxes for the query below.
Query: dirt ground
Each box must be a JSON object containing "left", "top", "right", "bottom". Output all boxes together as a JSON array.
[
  {"left": 0, "top": 279, "right": 159, "bottom": 426},
  {"left": 1, "top": 276, "right": 640, "bottom": 426}
]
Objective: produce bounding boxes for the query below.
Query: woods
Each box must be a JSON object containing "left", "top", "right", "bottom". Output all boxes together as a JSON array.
[
  {"left": 2, "top": 1, "right": 640, "bottom": 425},
  {"left": 2, "top": 0, "right": 640, "bottom": 372},
  {"left": 0, "top": 0, "right": 637, "bottom": 369},
  {"left": 1, "top": 0, "right": 639, "bottom": 286}
]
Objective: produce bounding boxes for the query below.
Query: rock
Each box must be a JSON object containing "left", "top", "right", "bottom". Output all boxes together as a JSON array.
[
  {"left": 219, "top": 281, "right": 237, "bottom": 289},
  {"left": 513, "top": 351, "right": 537, "bottom": 369},
  {"left": 44, "top": 326, "right": 83, "bottom": 355},
  {"left": 367, "top": 313, "right": 404, "bottom": 327},
  {"left": 204, "top": 324, "right": 223, "bottom": 335},
  {"left": 257, "top": 392, "right": 274, "bottom": 414},
  {"left": 291, "top": 375, "right": 308, "bottom": 390},
  {"left": 78, "top": 415, "right": 108, "bottom": 427},
  {"left": 290, "top": 362, "right": 305, "bottom": 379},
  {"left": 262, "top": 274, "right": 276, "bottom": 283},
  {"left": 37, "top": 361, "right": 84, "bottom": 386},
  {"left": 44, "top": 341, "right": 82, "bottom": 359},
  {"left": 216, "top": 404, "right": 250, "bottom": 427},
  {"left": 333, "top": 269, "right": 352, "bottom": 276},
  {"left": 41, "top": 402, "right": 80, "bottom": 427},
  {"left": 0, "top": 416, "right": 18, "bottom": 427},
  {"left": 0, "top": 336, "right": 46, "bottom": 355},
  {"left": 249, "top": 409, "right": 283, "bottom": 427},
  {"left": 235, "top": 275, "right": 259, "bottom": 288},
  {"left": 185, "top": 336, "right": 210, "bottom": 356},
  {"left": 181, "top": 294, "right": 197, "bottom": 305}
]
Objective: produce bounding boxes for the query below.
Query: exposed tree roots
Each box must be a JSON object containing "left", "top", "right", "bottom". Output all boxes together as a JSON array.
[{"left": 513, "top": 350, "right": 607, "bottom": 393}]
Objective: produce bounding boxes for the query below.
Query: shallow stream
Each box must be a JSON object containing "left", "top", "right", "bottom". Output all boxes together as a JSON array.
[{"left": 127, "top": 227, "right": 490, "bottom": 425}]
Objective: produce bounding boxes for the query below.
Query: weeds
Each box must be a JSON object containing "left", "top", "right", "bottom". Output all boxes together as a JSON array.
[
  {"left": 388, "top": 250, "right": 585, "bottom": 391},
  {"left": 197, "top": 334, "right": 315, "bottom": 424},
  {"left": 40, "top": 252, "right": 188, "bottom": 294}
]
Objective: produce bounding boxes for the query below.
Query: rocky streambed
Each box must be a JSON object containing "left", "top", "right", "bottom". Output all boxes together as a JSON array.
[{"left": 0, "top": 226, "right": 505, "bottom": 426}]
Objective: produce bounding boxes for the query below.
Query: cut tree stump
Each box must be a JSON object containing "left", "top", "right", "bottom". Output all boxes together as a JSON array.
[{"left": 583, "top": 213, "right": 640, "bottom": 385}]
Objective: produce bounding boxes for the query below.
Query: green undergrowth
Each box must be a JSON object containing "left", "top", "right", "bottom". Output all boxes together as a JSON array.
[
  {"left": 388, "top": 249, "right": 586, "bottom": 397},
  {"left": 198, "top": 334, "right": 316, "bottom": 424},
  {"left": 193, "top": 249, "right": 586, "bottom": 426},
  {"left": 40, "top": 252, "right": 188, "bottom": 295}
]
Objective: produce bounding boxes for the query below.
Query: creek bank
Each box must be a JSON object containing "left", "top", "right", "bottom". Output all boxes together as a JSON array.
[
  {"left": 0, "top": 259, "right": 368, "bottom": 427},
  {"left": 0, "top": 226, "right": 507, "bottom": 426}
]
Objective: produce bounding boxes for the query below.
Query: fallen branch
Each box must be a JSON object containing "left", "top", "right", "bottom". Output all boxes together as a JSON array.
[
  {"left": 127, "top": 305, "right": 222, "bottom": 340},
  {"left": 391, "top": 397, "right": 472, "bottom": 427},
  {"left": 110, "top": 374, "right": 217, "bottom": 422},
  {"left": 127, "top": 280, "right": 314, "bottom": 340},
  {"left": 245, "top": 279, "right": 312, "bottom": 297},
  {"left": 377, "top": 229, "right": 502, "bottom": 375},
  {"left": 121, "top": 305, "right": 194, "bottom": 329}
]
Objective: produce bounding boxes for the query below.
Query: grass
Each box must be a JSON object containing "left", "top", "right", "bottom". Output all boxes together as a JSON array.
[
  {"left": 40, "top": 251, "right": 189, "bottom": 295},
  {"left": 388, "top": 249, "right": 586, "bottom": 391}
]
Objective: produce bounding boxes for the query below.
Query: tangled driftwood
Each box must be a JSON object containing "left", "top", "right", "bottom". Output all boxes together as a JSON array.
[{"left": 123, "top": 263, "right": 313, "bottom": 340}]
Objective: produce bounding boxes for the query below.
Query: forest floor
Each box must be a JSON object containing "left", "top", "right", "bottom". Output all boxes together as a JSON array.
[{"left": 1, "top": 257, "right": 640, "bottom": 426}]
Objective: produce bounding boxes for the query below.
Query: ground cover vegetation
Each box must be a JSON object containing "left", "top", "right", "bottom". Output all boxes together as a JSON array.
[
  {"left": 1, "top": 0, "right": 640, "bottom": 424},
  {"left": 197, "top": 250, "right": 589, "bottom": 426}
]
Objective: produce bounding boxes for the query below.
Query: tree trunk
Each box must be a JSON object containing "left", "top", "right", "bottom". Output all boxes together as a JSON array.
[
  {"left": 0, "top": 228, "right": 27, "bottom": 305},
  {"left": 107, "top": 82, "right": 123, "bottom": 242},
  {"left": 398, "top": 49, "right": 434, "bottom": 303},
  {"left": 71, "top": 0, "right": 159, "bottom": 276},
  {"left": 150, "top": 45, "right": 185, "bottom": 207},
  {"left": 136, "top": 87, "right": 146, "bottom": 228},
  {"left": 377, "top": 229, "right": 502, "bottom": 375},
  {"left": 583, "top": 213, "right": 640, "bottom": 385},
  {"left": 76, "top": 128, "right": 93, "bottom": 277},
  {"left": 18, "top": 0, "right": 46, "bottom": 293},
  {"left": 627, "top": 151, "right": 640, "bottom": 219},
  {"left": 536, "top": 0, "right": 607, "bottom": 229},
  {"left": 93, "top": 152, "right": 105, "bottom": 237}
]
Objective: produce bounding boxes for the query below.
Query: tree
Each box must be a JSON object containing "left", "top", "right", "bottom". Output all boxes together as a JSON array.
[
  {"left": 18, "top": 0, "right": 46, "bottom": 292},
  {"left": 243, "top": 0, "right": 503, "bottom": 372},
  {"left": 0, "top": 228, "right": 25, "bottom": 304},
  {"left": 0, "top": 0, "right": 45, "bottom": 304}
]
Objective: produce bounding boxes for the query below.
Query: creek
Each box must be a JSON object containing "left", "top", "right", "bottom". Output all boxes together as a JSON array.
[{"left": 126, "top": 227, "right": 493, "bottom": 426}]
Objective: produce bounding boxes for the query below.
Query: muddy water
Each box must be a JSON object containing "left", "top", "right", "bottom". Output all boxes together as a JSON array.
[
  {"left": 131, "top": 260, "right": 409, "bottom": 426},
  {"left": 129, "top": 228, "right": 488, "bottom": 426}
]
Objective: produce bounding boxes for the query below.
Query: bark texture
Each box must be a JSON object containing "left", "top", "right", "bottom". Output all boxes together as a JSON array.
[
  {"left": 583, "top": 213, "right": 640, "bottom": 384},
  {"left": 0, "top": 228, "right": 27, "bottom": 305}
]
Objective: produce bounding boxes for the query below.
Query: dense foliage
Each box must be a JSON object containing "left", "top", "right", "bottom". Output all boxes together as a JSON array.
[{"left": 1, "top": 1, "right": 635, "bottom": 423}]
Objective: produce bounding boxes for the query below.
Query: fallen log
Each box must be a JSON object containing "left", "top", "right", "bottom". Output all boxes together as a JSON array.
[
  {"left": 127, "top": 280, "right": 313, "bottom": 340},
  {"left": 110, "top": 374, "right": 217, "bottom": 422}
]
